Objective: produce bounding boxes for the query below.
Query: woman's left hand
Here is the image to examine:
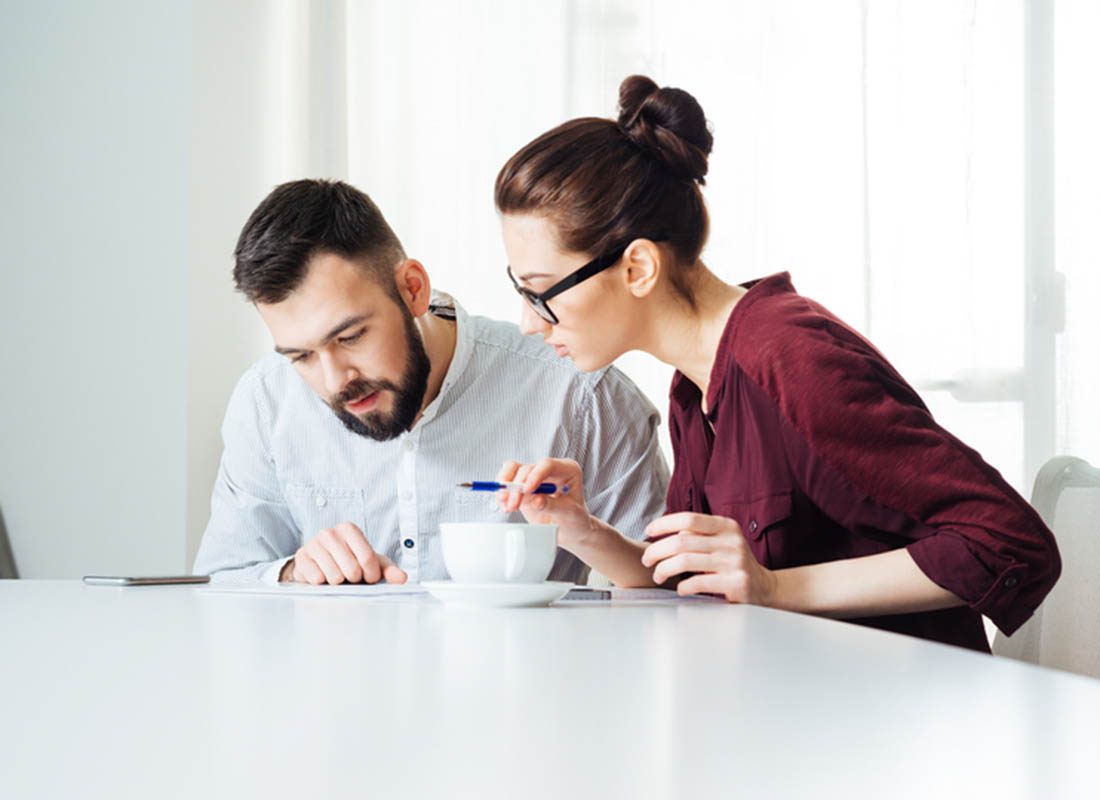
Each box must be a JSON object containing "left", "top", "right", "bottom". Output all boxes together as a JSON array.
[{"left": 641, "top": 512, "right": 779, "bottom": 605}]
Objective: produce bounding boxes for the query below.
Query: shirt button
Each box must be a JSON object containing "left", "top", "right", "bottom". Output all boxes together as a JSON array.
[
  {"left": 401, "top": 489, "right": 414, "bottom": 502},
  {"left": 314, "top": 496, "right": 326, "bottom": 508},
  {"left": 1004, "top": 576, "right": 1019, "bottom": 589},
  {"left": 403, "top": 439, "right": 416, "bottom": 452},
  {"left": 403, "top": 538, "right": 415, "bottom": 549}
]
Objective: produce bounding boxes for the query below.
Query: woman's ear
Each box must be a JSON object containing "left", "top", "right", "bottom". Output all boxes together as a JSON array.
[
  {"left": 622, "top": 239, "right": 662, "bottom": 299},
  {"left": 394, "top": 259, "right": 433, "bottom": 316}
]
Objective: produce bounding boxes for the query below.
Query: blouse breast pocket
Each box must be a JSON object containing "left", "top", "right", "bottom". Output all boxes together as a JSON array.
[
  {"left": 706, "top": 487, "right": 794, "bottom": 567},
  {"left": 284, "top": 484, "right": 366, "bottom": 539}
]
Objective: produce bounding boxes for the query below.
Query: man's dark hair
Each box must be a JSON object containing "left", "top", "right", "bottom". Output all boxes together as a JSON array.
[{"left": 233, "top": 179, "right": 406, "bottom": 304}]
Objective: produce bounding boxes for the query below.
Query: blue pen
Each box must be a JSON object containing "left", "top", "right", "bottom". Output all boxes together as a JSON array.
[{"left": 457, "top": 481, "right": 569, "bottom": 495}]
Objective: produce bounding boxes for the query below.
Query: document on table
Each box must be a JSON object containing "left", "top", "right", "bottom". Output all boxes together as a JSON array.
[
  {"left": 201, "top": 582, "right": 427, "bottom": 599},
  {"left": 201, "top": 584, "right": 723, "bottom": 604}
]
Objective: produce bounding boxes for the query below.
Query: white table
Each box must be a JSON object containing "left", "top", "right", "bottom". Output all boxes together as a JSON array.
[{"left": 1, "top": 580, "right": 1097, "bottom": 799}]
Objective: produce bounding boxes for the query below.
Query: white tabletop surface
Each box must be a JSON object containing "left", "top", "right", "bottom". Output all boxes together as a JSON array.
[{"left": 1, "top": 579, "right": 1098, "bottom": 799}]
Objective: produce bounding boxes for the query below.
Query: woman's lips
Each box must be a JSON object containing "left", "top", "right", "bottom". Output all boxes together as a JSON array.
[{"left": 345, "top": 391, "right": 379, "bottom": 413}]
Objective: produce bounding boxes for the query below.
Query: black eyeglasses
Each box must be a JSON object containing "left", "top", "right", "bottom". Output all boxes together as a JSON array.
[{"left": 506, "top": 237, "right": 666, "bottom": 325}]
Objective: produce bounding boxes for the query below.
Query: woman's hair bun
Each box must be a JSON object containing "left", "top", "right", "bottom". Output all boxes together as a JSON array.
[{"left": 616, "top": 75, "right": 713, "bottom": 184}]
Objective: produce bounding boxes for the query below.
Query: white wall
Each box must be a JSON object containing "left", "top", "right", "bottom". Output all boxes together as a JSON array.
[
  {"left": 0, "top": 0, "right": 192, "bottom": 577},
  {"left": 186, "top": 1, "right": 308, "bottom": 570},
  {"left": 0, "top": 0, "right": 274, "bottom": 577}
]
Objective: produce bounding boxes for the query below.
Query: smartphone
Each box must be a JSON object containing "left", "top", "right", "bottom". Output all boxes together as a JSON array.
[
  {"left": 82, "top": 575, "right": 210, "bottom": 586},
  {"left": 561, "top": 587, "right": 612, "bottom": 601}
]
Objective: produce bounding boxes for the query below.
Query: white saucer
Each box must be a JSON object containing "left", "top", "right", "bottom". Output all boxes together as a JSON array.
[{"left": 422, "top": 580, "right": 573, "bottom": 608}]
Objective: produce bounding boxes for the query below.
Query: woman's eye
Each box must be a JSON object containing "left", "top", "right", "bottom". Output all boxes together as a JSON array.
[{"left": 290, "top": 352, "right": 311, "bottom": 364}]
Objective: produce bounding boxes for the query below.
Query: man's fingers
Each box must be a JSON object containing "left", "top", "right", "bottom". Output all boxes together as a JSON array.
[
  {"left": 356, "top": 550, "right": 382, "bottom": 584},
  {"left": 320, "top": 529, "right": 364, "bottom": 583},
  {"left": 292, "top": 552, "right": 326, "bottom": 585},
  {"left": 379, "top": 554, "right": 408, "bottom": 585},
  {"left": 335, "top": 523, "right": 377, "bottom": 582},
  {"left": 308, "top": 547, "right": 345, "bottom": 585}
]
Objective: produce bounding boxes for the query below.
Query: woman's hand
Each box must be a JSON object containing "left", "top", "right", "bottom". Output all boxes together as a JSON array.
[
  {"left": 641, "top": 512, "right": 778, "bottom": 605},
  {"left": 496, "top": 458, "right": 593, "bottom": 550}
]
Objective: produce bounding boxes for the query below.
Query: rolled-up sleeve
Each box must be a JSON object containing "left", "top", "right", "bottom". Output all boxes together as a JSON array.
[
  {"left": 192, "top": 370, "right": 301, "bottom": 582},
  {"left": 764, "top": 322, "right": 1061, "bottom": 637}
]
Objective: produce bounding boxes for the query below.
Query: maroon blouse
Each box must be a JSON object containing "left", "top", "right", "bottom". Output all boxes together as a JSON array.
[{"left": 665, "top": 273, "right": 1060, "bottom": 652}]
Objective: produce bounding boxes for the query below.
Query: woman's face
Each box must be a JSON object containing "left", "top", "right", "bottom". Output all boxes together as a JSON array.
[{"left": 500, "top": 213, "right": 635, "bottom": 372}]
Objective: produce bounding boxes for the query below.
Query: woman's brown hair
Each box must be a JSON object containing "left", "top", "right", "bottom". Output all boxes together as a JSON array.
[{"left": 494, "top": 75, "right": 714, "bottom": 304}]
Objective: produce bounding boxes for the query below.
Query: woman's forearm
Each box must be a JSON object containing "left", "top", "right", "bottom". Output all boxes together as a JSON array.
[
  {"left": 564, "top": 516, "right": 657, "bottom": 588},
  {"left": 773, "top": 548, "right": 964, "bottom": 618}
]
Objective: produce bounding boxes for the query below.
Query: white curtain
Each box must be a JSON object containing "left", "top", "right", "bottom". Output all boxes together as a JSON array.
[{"left": 232, "top": 0, "right": 1099, "bottom": 496}]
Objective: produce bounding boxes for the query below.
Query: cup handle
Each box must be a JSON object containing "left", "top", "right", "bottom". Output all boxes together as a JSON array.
[{"left": 505, "top": 528, "right": 526, "bottom": 581}]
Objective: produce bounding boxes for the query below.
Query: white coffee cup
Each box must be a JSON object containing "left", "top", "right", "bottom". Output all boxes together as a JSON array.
[{"left": 439, "top": 522, "right": 558, "bottom": 584}]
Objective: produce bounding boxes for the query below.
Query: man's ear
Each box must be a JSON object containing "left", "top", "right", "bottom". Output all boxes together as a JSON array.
[
  {"left": 394, "top": 259, "right": 432, "bottom": 316},
  {"left": 622, "top": 239, "right": 662, "bottom": 299}
]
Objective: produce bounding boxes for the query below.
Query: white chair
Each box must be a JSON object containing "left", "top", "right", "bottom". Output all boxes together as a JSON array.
[
  {"left": 0, "top": 506, "right": 16, "bottom": 579},
  {"left": 993, "top": 456, "right": 1100, "bottom": 678}
]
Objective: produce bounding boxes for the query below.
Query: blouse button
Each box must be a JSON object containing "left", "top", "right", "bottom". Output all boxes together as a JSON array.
[
  {"left": 1004, "top": 576, "right": 1019, "bottom": 589},
  {"left": 748, "top": 519, "right": 759, "bottom": 534}
]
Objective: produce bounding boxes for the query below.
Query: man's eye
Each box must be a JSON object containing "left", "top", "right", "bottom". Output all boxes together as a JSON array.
[{"left": 338, "top": 329, "right": 366, "bottom": 344}]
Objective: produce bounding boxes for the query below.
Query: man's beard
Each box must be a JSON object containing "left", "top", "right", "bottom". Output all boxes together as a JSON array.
[{"left": 329, "top": 307, "right": 431, "bottom": 441}]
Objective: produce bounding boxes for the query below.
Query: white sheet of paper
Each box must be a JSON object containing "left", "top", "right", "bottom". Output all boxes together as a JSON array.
[{"left": 200, "top": 582, "right": 428, "bottom": 599}]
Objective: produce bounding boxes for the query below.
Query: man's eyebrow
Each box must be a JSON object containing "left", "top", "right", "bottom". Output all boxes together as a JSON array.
[{"left": 274, "top": 313, "right": 373, "bottom": 356}]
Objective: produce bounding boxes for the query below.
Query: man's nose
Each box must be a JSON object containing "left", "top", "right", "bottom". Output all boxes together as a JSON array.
[
  {"left": 319, "top": 350, "right": 356, "bottom": 398},
  {"left": 519, "top": 302, "right": 552, "bottom": 337}
]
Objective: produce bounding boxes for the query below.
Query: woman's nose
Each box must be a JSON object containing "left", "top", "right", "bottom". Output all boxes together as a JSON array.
[{"left": 519, "top": 301, "right": 551, "bottom": 337}]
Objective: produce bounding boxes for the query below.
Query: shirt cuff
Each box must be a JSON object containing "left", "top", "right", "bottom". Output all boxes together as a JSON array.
[
  {"left": 260, "top": 556, "right": 293, "bottom": 585},
  {"left": 907, "top": 531, "right": 1037, "bottom": 636}
]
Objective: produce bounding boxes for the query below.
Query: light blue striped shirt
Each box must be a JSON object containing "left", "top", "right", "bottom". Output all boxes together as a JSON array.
[{"left": 193, "top": 294, "right": 670, "bottom": 584}]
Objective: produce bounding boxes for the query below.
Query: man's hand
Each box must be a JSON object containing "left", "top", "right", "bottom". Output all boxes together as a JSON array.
[{"left": 280, "top": 522, "right": 408, "bottom": 586}]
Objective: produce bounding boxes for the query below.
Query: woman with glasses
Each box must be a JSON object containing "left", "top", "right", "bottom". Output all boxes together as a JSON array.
[{"left": 494, "top": 75, "right": 1059, "bottom": 651}]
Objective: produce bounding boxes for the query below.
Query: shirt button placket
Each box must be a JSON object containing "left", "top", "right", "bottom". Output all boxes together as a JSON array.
[{"left": 397, "top": 434, "right": 420, "bottom": 582}]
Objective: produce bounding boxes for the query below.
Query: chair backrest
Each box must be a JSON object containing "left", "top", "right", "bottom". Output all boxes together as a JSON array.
[
  {"left": 0, "top": 505, "right": 17, "bottom": 579},
  {"left": 993, "top": 456, "right": 1100, "bottom": 678}
]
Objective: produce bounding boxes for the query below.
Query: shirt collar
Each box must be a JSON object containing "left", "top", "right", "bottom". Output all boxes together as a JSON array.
[
  {"left": 670, "top": 271, "right": 796, "bottom": 416},
  {"left": 414, "top": 290, "right": 473, "bottom": 427}
]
